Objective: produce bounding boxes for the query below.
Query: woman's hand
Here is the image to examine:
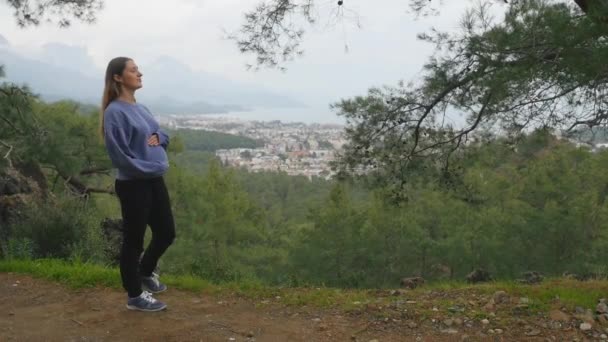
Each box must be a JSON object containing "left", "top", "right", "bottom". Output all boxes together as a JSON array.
[{"left": 148, "top": 134, "right": 160, "bottom": 146}]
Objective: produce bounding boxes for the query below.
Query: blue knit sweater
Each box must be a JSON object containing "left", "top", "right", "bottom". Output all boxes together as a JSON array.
[{"left": 103, "top": 100, "right": 170, "bottom": 180}]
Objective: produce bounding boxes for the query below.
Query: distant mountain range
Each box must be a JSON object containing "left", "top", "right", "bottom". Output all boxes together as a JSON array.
[{"left": 0, "top": 35, "right": 303, "bottom": 115}]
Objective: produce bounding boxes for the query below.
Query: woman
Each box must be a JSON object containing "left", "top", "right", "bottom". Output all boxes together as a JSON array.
[{"left": 101, "top": 57, "right": 175, "bottom": 312}]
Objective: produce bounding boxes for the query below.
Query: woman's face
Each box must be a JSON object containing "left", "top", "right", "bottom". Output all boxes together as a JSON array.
[{"left": 114, "top": 60, "right": 143, "bottom": 91}]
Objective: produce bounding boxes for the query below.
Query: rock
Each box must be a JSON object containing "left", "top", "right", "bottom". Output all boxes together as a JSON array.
[
  {"left": 495, "top": 328, "right": 503, "bottom": 334},
  {"left": 575, "top": 309, "right": 595, "bottom": 325},
  {"left": 318, "top": 324, "right": 329, "bottom": 331},
  {"left": 483, "top": 301, "right": 495, "bottom": 312},
  {"left": 443, "top": 319, "right": 453, "bottom": 327},
  {"left": 390, "top": 290, "right": 404, "bottom": 296},
  {"left": 598, "top": 301, "right": 608, "bottom": 314},
  {"left": 525, "top": 329, "right": 541, "bottom": 336},
  {"left": 400, "top": 277, "right": 425, "bottom": 289},
  {"left": 448, "top": 305, "right": 465, "bottom": 313},
  {"left": 441, "top": 329, "right": 458, "bottom": 334},
  {"left": 580, "top": 322, "right": 592, "bottom": 331},
  {"left": 407, "top": 321, "right": 418, "bottom": 329},
  {"left": 599, "top": 314, "right": 608, "bottom": 325},
  {"left": 488, "top": 329, "right": 495, "bottom": 334},
  {"left": 453, "top": 318, "right": 463, "bottom": 326},
  {"left": 519, "top": 297, "right": 530, "bottom": 304},
  {"left": 247, "top": 331, "right": 255, "bottom": 337},
  {"left": 481, "top": 319, "right": 490, "bottom": 325},
  {"left": 312, "top": 318, "right": 321, "bottom": 322},
  {"left": 600, "top": 334, "right": 607, "bottom": 340},
  {"left": 493, "top": 291, "right": 509, "bottom": 304},
  {"left": 575, "top": 306, "right": 586, "bottom": 314},
  {"left": 466, "top": 269, "right": 492, "bottom": 284},
  {"left": 518, "top": 271, "right": 544, "bottom": 284},
  {"left": 549, "top": 309, "right": 570, "bottom": 322}
]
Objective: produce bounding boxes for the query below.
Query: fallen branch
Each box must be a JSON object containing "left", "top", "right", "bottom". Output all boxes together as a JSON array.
[{"left": 0, "top": 140, "right": 14, "bottom": 168}]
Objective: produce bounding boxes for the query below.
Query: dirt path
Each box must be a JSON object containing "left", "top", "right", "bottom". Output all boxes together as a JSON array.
[
  {"left": 0, "top": 273, "right": 599, "bottom": 341},
  {"left": 0, "top": 273, "right": 414, "bottom": 342}
]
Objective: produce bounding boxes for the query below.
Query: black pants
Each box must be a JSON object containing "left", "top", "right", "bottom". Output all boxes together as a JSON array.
[{"left": 115, "top": 176, "right": 176, "bottom": 298}]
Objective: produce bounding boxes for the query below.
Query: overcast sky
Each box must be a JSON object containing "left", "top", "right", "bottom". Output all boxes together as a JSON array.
[{"left": 0, "top": 0, "right": 500, "bottom": 108}]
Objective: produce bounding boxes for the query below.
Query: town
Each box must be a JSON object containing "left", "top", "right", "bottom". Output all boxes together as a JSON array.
[{"left": 159, "top": 114, "right": 347, "bottom": 179}]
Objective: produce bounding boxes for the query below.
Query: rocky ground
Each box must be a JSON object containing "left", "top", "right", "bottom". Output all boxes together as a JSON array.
[{"left": 1, "top": 273, "right": 607, "bottom": 341}]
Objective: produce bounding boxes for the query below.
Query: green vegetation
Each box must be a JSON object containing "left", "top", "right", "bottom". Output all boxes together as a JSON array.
[
  {"left": 2, "top": 259, "right": 605, "bottom": 313},
  {"left": 171, "top": 128, "right": 263, "bottom": 152}
]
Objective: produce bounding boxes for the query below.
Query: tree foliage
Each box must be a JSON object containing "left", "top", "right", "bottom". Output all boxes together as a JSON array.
[{"left": 5, "top": 0, "right": 103, "bottom": 27}]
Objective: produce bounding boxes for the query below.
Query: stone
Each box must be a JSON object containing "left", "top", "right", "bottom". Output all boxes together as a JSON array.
[
  {"left": 600, "top": 334, "right": 607, "bottom": 340},
  {"left": 481, "top": 319, "right": 490, "bottom": 325},
  {"left": 407, "top": 321, "right": 418, "bottom": 329},
  {"left": 575, "top": 310, "right": 596, "bottom": 325},
  {"left": 441, "top": 329, "right": 458, "bottom": 334},
  {"left": 580, "top": 323, "right": 592, "bottom": 331},
  {"left": 549, "top": 309, "right": 570, "bottom": 322},
  {"left": 525, "top": 329, "right": 541, "bottom": 336},
  {"left": 518, "top": 271, "right": 544, "bottom": 284},
  {"left": 484, "top": 301, "right": 496, "bottom": 312},
  {"left": 453, "top": 318, "right": 463, "bottom": 326},
  {"left": 519, "top": 297, "right": 530, "bottom": 304},
  {"left": 466, "top": 269, "right": 492, "bottom": 283},
  {"left": 443, "top": 319, "right": 453, "bottom": 327},
  {"left": 400, "top": 277, "right": 425, "bottom": 289},
  {"left": 495, "top": 329, "right": 503, "bottom": 334},
  {"left": 493, "top": 291, "right": 509, "bottom": 304},
  {"left": 598, "top": 302, "right": 608, "bottom": 315}
]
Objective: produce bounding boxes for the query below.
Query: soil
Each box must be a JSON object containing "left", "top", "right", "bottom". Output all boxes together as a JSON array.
[{"left": 0, "top": 273, "right": 599, "bottom": 341}]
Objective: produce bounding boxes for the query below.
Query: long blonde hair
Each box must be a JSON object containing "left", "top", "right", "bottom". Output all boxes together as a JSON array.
[{"left": 100, "top": 57, "right": 131, "bottom": 141}]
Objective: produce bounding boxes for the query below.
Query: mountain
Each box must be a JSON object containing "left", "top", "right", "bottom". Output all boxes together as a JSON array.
[{"left": 0, "top": 39, "right": 303, "bottom": 114}]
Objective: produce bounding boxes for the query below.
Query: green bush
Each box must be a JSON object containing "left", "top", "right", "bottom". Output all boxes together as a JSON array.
[{"left": 8, "top": 196, "right": 107, "bottom": 261}]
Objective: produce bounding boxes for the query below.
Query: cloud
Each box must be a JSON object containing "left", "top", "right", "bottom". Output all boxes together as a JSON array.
[{"left": 0, "top": 0, "right": 502, "bottom": 107}]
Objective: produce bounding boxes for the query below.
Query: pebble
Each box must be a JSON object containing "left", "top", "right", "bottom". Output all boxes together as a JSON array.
[
  {"left": 481, "top": 319, "right": 490, "bottom": 325},
  {"left": 441, "top": 329, "right": 458, "bottom": 334},
  {"left": 443, "top": 319, "right": 453, "bottom": 327},
  {"left": 525, "top": 329, "right": 541, "bottom": 336},
  {"left": 600, "top": 334, "right": 607, "bottom": 340},
  {"left": 580, "top": 323, "right": 592, "bottom": 331},
  {"left": 495, "top": 329, "right": 503, "bottom": 334}
]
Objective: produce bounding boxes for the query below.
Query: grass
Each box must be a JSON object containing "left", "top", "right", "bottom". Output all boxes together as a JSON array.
[{"left": 1, "top": 258, "right": 606, "bottom": 314}]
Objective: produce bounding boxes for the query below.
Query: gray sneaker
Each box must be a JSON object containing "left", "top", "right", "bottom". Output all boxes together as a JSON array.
[
  {"left": 126, "top": 291, "right": 167, "bottom": 312},
  {"left": 141, "top": 272, "right": 167, "bottom": 294}
]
